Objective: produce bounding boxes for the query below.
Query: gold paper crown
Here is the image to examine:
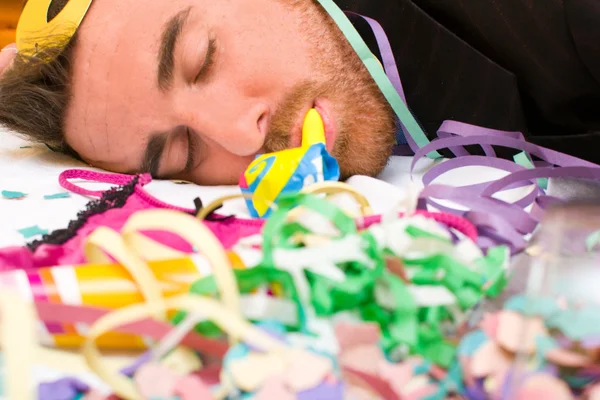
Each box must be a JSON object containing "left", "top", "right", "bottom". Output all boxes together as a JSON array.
[{"left": 16, "top": 0, "right": 93, "bottom": 56}]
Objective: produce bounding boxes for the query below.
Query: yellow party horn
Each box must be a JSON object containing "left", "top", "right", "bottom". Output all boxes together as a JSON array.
[
  {"left": 302, "top": 108, "right": 326, "bottom": 147},
  {"left": 240, "top": 109, "right": 340, "bottom": 218}
]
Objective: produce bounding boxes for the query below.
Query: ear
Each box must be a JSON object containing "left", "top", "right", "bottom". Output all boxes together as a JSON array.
[{"left": 0, "top": 44, "right": 17, "bottom": 77}]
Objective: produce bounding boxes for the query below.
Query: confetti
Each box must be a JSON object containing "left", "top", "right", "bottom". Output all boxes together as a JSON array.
[
  {"left": 81, "top": 390, "right": 105, "bottom": 399},
  {"left": 334, "top": 322, "right": 380, "bottom": 352},
  {"left": 133, "top": 362, "right": 179, "bottom": 399},
  {"left": 17, "top": 225, "right": 48, "bottom": 239},
  {"left": 19, "top": 146, "right": 32, "bottom": 149},
  {"left": 37, "top": 378, "right": 89, "bottom": 400},
  {"left": 1, "top": 190, "right": 27, "bottom": 199},
  {"left": 283, "top": 349, "right": 333, "bottom": 392},
  {"left": 43, "top": 192, "right": 71, "bottom": 200},
  {"left": 254, "top": 378, "right": 295, "bottom": 400},
  {"left": 173, "top": 375, "right": 213, "bottom": 400},
  {"left": 228, "top": 352, "right": 287, "bottom": 392},
  {"left": 296, "top": 380, "right": 344, "bottom": 400},
  {"left": 496, "top": 310, "right": 547, "bottom": 354}
]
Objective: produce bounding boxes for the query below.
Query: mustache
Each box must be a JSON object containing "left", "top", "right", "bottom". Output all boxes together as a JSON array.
[{"left": 263, "top": 81, "right": 329, "bottom": 153}]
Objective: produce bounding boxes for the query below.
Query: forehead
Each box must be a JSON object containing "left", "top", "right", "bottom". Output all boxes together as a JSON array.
[{"left": 64, "top": 0, "right": 191, "bottom": 167}]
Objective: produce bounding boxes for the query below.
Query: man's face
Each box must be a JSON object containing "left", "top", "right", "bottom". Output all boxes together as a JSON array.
[{"left": 65, "top": 0, "right": 396, "bottom": 185}]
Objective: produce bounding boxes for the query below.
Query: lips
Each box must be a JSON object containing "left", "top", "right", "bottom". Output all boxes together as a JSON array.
[
  {"left": 285, "top": 99, "right": 338, "bottom": 152},
  {"left": 313, "top": 99, "right": 337, "bottom": 152}
]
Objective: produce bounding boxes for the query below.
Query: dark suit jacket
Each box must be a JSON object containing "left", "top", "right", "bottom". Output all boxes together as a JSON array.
[{"left": 335, "top": 0, "right": 600, "bottom": 163}]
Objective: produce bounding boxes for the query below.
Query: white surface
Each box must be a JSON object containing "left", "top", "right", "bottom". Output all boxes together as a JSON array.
[
  {"left": 0, "top": 126, "right": 529, "bottom": 393},
  {"left": 0, "top": 130, "right": 427, "bottom": 248}
]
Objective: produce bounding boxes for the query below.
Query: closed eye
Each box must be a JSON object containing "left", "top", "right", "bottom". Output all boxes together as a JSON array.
[
  {"left": 184, "top": 128, "right": 198, "bottom": 173},
  {"left": 194, "top": 37, "right": 217, "bottom": 83}
]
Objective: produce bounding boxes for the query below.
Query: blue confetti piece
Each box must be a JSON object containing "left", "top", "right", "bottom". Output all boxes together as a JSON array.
[
  {"left": 503, "top": 295, "right": 558, "bottom": 318},
  {"left": 424, "top": 390, "right": 448, "bottom": 400},
  {"left": 1, "top": 190, "right": 27, "bottom": 199},
  {"left": 413, "top": 360, "right": 432, "bottom": 375},
  {"left": 535, "top": 335, "right": 558, "bottom": 367},
  {"left": 43, "top": 192, "right": 71, "bottom": 200},
  {"left": 457, "top": 330, "right": 488, "bottom": 357},
  {"left": 503, "top": 296, "right": 526, "bottom": 312},
  {"left": 549, "top": 307, "right": 600, "bottom": 340},
  {"left": 17, "top": 225, "right": 48, "bottom": 239},
  {"left": 564, "top": 375, "right": 595, "bottom": 389}
]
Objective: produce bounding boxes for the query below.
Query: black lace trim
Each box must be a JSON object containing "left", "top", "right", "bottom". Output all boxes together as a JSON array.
[{"left": 27, "top": 176, "right": 141, "bottom": 252}]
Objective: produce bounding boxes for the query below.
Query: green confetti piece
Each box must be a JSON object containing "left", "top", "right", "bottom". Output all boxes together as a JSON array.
[
  {"left": 17, "top": 225, "right": 48, "bottom": 239},
  {"left": 175, "top": 267, "right": 305, "bottom": 336},
  {"left": 43, "top": 192, "right": 71, "bottom": 200},
  {"left": 405, "top": 225, "right": 451, "bottom": 242},
  {"left": 514, "top": 151, "right": 548, "bottom": 190},
  {"left": 388, "top": 312, "right": 419, "bottom": 348},
  {"left": 235, "top": 191, "right": 510, "bottom": 373},
  {"left": 19, "top": 146, "right": 32, "bottom": 149},
  {"left": 1, "top": 190, "right": 27, "bottom": 199},
  {"left": 586, "top": 230, "right": 600, "bottom": 252},
  {"left": 455, "top": 286, "right": 481, "bottom": 309},
  {"left": 418, "top": 339, "right": 456, "bottom": 369}
]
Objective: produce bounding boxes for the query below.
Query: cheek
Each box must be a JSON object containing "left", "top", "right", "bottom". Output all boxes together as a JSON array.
[{"left": 193, "top": 153, "right": 256, "bottom": 185}]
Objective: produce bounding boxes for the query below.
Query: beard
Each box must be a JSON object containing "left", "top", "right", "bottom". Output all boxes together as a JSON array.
[{"left": 263, "top": 0, "right": 397, "bottom": 180}]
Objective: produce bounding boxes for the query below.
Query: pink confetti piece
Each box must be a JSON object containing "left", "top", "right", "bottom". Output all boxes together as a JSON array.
[
  {"left": 283, "top": 349, "right": 333, "bottom": 392},
  {"left": 334, "top": 322, "right": 381, "bottom": 352},
  {"left": 134, "top": 362, "right": 179, "bottom": 399},
  {"left": 378, "top": 360, "right": 414, "bottom": 394},
  {"left": 173, "top": 375, "right": 214, "bottom": 400},
  {"left": 403, "top": 383, "right": 439, "bottom": 400},
  {"left": 343, "top": 366, "right": 400, "bottom": 400},
  {"left": 545, "top": 347, "right": 592, "bottom": 367},
  {"left": 479, "top": 312, "right": 500, "bottom": 338},
  {"left": 339, "top": 345, "right": 385, "bottom": 376},
  {"left": 254, "top": 378, "right": 295, "bottom": 400},
  {"left": 228, "top": 352, "right": 286, "bottom": 392},
  {"left": 585, "top": 383, "right": 600, "bottom": 400},
  {"left": 190, "top": 364, "right": 222, "bottom": 386},
  {"left": 429, "top": 364, "right": 448, "bottom": 380},
  {"left": 459, "top": 355, "right": 475, "bottom": 387},
  {"left": 514, "top": 373, "right": 574, "bottom": 400},
  {"left": 81, "top": 389, "right": 106, "bottom": 400},
  {"left": 496, "top": 311, "right": 546, "bottom": 354},
  {"left": 471, "top": 341, "right": 512, "bottom": 379}
]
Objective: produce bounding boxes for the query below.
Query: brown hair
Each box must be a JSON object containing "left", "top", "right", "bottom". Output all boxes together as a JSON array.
[{"left": 0, "top": 0, "right": 79, "bottom": 157}]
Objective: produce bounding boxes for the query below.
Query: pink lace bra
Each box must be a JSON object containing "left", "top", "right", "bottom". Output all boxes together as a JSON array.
[{"left": 0, "top": 169, "right": 476, "bottom": 271}]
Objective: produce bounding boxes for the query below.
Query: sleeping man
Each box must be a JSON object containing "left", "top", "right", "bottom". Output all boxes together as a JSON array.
[{"left": 1, "top": 0, "right": 599, "bottom": 185}]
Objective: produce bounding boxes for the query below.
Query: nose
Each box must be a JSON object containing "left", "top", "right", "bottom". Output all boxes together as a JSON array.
[{"left": 174, "top": 92, "right": 270, "bottom": 157}]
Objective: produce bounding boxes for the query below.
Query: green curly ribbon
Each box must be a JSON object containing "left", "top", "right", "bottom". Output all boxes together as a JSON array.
[
  {"left": 173, "top": 267, "right": 306, "bottom": 336},
  {"left": 178, "top": 193, "right": 508, "bottom": 374}
]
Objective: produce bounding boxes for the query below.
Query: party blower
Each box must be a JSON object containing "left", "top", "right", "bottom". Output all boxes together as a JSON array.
[{"left": 239, "top": 108, "right": 340, "bottom": 218}]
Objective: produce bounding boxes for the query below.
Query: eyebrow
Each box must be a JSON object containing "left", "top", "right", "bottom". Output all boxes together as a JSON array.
[
  {"left": 157, "top": 7, "right": 192, "bottom": 91},
  {"left": 140, "top": 133, "right": 167, "bottom": 177}
]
